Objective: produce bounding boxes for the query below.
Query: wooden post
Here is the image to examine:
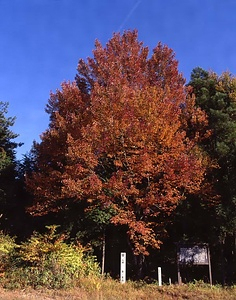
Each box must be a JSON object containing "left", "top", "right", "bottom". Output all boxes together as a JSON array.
[
  {"left": 207, "top": 246, "right": 213, "bottom": 286},
  {"left": 177, "top": 249, "right": 182, "bottom": 285},
  {"left": 101, "top": 232, "right": 105, "bottom": 275}
]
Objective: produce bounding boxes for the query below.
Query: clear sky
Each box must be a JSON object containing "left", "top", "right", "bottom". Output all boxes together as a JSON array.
[{"left": 1, "top": 0, "right": 236, "bottom": 159}]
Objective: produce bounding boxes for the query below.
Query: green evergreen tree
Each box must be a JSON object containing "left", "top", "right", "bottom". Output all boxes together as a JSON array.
[
  {"left": 0, "top": 101, "right": 21, "bottom": 230},
  {"left": 188, "top": 68, "right": 236, "bottom": 284}
]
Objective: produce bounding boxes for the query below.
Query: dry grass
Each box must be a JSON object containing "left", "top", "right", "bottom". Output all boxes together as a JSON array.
[{"left": 0, "top": 278, "right": 235, "bottom": 300}]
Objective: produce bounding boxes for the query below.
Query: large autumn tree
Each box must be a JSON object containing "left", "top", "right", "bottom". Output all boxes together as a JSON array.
[{"left": 27, "top": 31, "right": 208, "bottom": 260}]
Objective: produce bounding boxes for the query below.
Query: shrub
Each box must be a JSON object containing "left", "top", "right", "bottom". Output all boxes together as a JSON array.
[
  {"left": 0, "top": 232, "right": 17, "bottom": 273},
  {"left": 0, "top": 226, "right": 100, "bottom": 289}
]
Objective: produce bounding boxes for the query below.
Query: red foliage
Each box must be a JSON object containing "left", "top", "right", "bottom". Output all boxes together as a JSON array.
[{"left": 27, "top": 31, "right": 209, "bottom": 255}]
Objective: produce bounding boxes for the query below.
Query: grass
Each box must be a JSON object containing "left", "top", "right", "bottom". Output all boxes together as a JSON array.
[{"left": 0, "top": 278, "right": 235, "bottom": 300}]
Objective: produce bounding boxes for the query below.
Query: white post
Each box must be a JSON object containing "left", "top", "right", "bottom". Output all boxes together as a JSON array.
[
  {"left": 120, "top": 252, "right": 126, "bottom": 283},
  {"left": 158, "top": 267, "right": 162, "bottom": 286}
]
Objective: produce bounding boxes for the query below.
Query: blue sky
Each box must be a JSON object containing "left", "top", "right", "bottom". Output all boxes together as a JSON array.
[{"left": 1, "top": 0, "right": 236, "bottom": 159}]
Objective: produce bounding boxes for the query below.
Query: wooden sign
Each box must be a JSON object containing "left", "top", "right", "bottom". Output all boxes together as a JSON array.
[
  {"left": 177, "top": 243, "right": 212, "bottom": 285},
  {"left": 179, "top": 245, "right": 208, "bottom": 265}
]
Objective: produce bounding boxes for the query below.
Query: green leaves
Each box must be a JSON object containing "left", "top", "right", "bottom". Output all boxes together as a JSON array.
[
  {"left": 189, "top": 68, "right": 236, "bottom": 242},
  {"left": 0, "top": 102, "right": 21, "bottom": 219},
  {"left": 0, "top": 102, "right": 19, "bottom": 163}
]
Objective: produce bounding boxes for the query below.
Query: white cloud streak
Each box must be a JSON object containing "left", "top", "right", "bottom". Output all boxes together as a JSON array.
[{"left": 117, "top": 0, "right": 142, "bottom": 32}]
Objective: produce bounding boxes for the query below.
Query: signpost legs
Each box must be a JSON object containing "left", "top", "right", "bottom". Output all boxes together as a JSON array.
[
  {"left": 207, "top": 247, "right": 213, "bottom": 286},
  {"left": 177, "top": 250, "right": 182, "bottom": 285}
]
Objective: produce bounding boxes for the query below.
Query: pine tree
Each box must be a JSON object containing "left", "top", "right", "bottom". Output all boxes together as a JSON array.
[
  {"left": 0, "top": 101, "right": 20, "bottom": 229},
  {"left": 189, "top": 67, "right": 236, "bottom": 283}
]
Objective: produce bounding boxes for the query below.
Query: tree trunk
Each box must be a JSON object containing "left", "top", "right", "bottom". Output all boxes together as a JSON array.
[
  {"left": 133, "top": 253, "right": 145, "bottom": 280},
  {"left": 126, "top": 237, "right": 146, "bottom": 279},
  {"left": 220, "top": 238, "right": 226, "bottom": 285},
  {"left": 101, "top": 231, "right": 106, "bottom": 275}
]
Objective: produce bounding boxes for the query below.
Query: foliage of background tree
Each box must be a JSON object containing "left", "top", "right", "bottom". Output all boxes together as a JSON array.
[
  {"left": 0, "top": 102, "right": 17, "bottom": 169},
  {"left": 0, "top": 101, "right": 21, "bottom": 231},
  {"left": 27, "top": 31, "right": 209, "bottom": 273},
  {"left": 186, "top": 67, "right": 236, "bottom": 283}
]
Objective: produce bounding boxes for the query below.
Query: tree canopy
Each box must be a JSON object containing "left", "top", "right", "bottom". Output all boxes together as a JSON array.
[
  {"left": 189, "top": 68, "right": 236, "bottom": 239},
  {"left": 182, "top": 68, "right": 236, "bottom": 283},
  {"left": 0, "top": 101, "right": 20, "bottom": 226},
  {"left": 27, "top": 31, "right": 209, "bottom": 256},
  {"left": 0, "top": 102, "right": 18, "bottom": 171}
]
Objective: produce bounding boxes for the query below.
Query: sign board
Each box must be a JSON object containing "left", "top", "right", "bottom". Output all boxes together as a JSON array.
[
  {"left": 179, "top": 245, "right": 208, "bottom": 265},
  {"left": 177, "top": 244, "right": 212, "bottom": 285}
]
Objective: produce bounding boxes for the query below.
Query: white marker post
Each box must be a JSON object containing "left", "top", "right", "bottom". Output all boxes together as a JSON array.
[
  {"left": 120, "top": 252, "right": 126, "bottom": 283},
  {"left": 158, "top": 267, "right": 162, "bottom": 286}
]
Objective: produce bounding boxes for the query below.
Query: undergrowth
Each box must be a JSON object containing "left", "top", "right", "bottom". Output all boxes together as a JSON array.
[
  {"left": 0, "top": 226, "right": 100, "bottom": 289},
  {"left": 0, "top": 228, "right": 235, "bottom": 299}
]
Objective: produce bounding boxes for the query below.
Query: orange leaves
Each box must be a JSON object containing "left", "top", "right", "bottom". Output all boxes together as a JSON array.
[
  {"left": 181, "top": 87, "right": 210, "bottom": 143},
  {"left": 27, "top": 30, "right": 209, "bottom": 255},
  {"left": 112, "top": 209, "right": 162, "bottom": 255},
  {"left": 62, "top": 171, "right": 102, "bottom": 199}
]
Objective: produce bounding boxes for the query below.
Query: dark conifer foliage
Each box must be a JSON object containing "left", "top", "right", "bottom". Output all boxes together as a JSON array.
[
  {"left": 185, "top": 68, "right": 236, "bottom": 284},
  {"left": 0, "top": 102, "right": 24, "bottom": 235}
]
